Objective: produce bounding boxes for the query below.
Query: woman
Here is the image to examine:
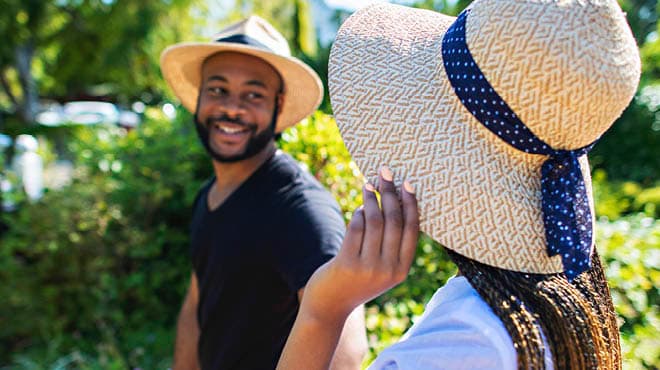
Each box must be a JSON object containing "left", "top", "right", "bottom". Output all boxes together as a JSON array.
[{"left": 278, "top": 0, "right": 640, "bottom": 368}]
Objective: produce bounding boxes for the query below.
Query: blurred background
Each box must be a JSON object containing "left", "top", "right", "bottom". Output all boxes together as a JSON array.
[{"left": 0, "top": 0, "right": 658, "bottom": 368}]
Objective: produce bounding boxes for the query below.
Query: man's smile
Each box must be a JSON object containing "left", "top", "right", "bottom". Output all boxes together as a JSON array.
[
  {"left": 212, "top": 121, "right": 252, "bottom": 135},
  {"left": 207, "top": 119, "right": 256, "bottom": 145}
]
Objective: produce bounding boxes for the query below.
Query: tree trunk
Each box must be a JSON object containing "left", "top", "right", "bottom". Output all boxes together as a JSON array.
[{"left": 15, "top": 41, "right": 38, "bottom": 125}]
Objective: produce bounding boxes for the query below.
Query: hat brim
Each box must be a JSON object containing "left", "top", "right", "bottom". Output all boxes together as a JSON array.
[
  {"left": 330, "top": 4, "right": 596, "bottom": 274},
  {"left": 160, "top": 42, "right": 323, "bottom": 132}
]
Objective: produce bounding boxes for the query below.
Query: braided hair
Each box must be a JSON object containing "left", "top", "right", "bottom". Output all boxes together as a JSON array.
[{"left": 446, "top": 249, "right": 620, "bottom": 369}]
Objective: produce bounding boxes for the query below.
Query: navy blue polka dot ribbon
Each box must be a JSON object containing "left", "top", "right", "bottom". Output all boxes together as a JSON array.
[{"left": 441, "top": 10, "right": 595, "bottom": 280}]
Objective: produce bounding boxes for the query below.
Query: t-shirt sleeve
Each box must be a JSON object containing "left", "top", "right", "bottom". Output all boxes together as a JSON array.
[{"left": 274, "top": 189, "right": 345, "bottom": 292}]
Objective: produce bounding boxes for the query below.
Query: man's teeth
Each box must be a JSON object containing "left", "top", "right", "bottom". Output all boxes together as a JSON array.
[{"left": 215, "top": 124, "right": 246, "bottom": 134}]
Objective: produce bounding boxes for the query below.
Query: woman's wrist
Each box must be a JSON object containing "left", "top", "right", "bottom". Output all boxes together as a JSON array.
[{"left": 298, "top": 298, "right": 354, "bottom": 329}]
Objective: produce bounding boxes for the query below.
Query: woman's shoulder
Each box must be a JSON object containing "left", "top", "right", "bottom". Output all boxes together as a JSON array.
[{"left": 368, "top": 276, "right": 517, "bottom": 370}]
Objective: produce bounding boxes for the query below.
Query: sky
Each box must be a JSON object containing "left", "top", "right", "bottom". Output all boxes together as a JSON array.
[
  {"left": 324, "top": 0, "right": 389, "bottom": 11},
  {"left": 205, "top": 0, "right": 420, "bottom": 45},
  {"left": 325, "top": 0, "right": 418, "bottom": 11}
]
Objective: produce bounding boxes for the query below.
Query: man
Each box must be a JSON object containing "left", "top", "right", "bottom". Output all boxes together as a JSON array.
[{"left": 160, "top": 16, "right": 367, "bottom": 370}]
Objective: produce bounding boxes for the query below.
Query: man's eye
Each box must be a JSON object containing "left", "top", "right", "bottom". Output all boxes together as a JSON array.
[
  {"left": 208, "top": 87, "right": 227, "bottom": 95},
  {"left": 247, "top": 92, "right": 264, "bottom": 100}
]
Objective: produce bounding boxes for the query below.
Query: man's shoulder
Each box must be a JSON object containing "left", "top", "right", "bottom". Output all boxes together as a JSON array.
[
  {"left": 264, "top": 152, "right": 329, "bottom": 196},
  {"left": 263, "top": 152, "right": 343, "bottom": 221},
  {"left": 267, "top": 152, "right": 311, "bottom": 179}
]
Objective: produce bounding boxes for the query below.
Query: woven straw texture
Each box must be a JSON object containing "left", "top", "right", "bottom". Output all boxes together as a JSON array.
[
  {"left": 467, "top": 0, "right": 640, "bottom": 150},
  {"left": 161, "top": 17, "right": 323, "bottom": 132},
  {"left": 329, "top": 0, "right": 639, "bottom": 273}
]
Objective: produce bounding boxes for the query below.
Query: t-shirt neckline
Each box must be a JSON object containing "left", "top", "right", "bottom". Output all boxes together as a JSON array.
[{"left": 205, "top": 151, "right": 279, "bottom": 214}]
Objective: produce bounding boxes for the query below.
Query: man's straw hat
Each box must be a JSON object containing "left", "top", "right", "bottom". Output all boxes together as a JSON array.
[
  {"left": 161, "top": 15, "right": 323, "bottom": 132},
  {"left": 330, "top": 0, "right": 640, "bottom": 277}
]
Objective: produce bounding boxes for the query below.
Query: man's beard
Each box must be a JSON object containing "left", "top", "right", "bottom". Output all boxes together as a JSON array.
[{"left": 193, "top": 113, "right": 276, "bottom": 163}]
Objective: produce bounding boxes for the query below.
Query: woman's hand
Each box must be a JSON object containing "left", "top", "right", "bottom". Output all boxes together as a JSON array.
[
  {"left": 300, "top": 166, "right": 420, "bottom": 323},
  {"left": 277, "top": 167, "right": 419, "bottom": 370}
]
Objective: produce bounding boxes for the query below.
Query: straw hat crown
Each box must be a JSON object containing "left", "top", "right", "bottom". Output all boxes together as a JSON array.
[
  {"left": 329, "top": 0, "right": 640, "bottom": 274},
  {"left": 466, "top": 0, "right": 640, "bottom": 149},
  {"left": 212, "top": 16, "right": 292, "bottom": 56}
]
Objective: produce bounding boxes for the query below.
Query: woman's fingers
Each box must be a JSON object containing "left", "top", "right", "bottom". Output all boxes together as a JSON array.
[
  {"left": 298, "top": 175, "right": 419, "bottom": 327},
  {"left": 352, "top": 169, "right": 419, "bottom": 286},
  {"left": 378, "top": 167, "right": 404, "bottom": 264},
  {"left": 398, "top": 181, "right": 420, "bottom": 270},
  {"left": 361, "top": 183, "right": 384, "bottom": 263},
  {"left": 340, "top": 206, "right": 365, "bottom": 259}
]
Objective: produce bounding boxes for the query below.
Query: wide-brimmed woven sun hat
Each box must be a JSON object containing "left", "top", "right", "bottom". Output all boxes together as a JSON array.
[
  {"left": 161, "top": 15, "right": 323, "bottom": 132},
  {"left": 330, "top": 0, "right": 640, "bottom": 278}
]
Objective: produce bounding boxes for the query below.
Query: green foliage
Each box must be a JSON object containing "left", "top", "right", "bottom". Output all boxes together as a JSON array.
[
  {"left": 592, "top": 169, "right": 660, "bottom": 219},
  {"left": 0, "top": 108, "right": 208, "bottom": 366},
  {"left": 618, "top": 0, "right": 658, "bottom": 47},
  {"left": 409, "top": 0, "right": 471, "bottom": 15},
  {"left": 0, "top": 0, "right": 201, "bottom": 122},
  {"left": 279, "top": 112, "right": 364, "bottom": 220},
  {"left": 597, "top": 215, "right": 660, "bottom": 370},
  {"left": 590, "top": 90, "right": 660, "bottom": 185}
]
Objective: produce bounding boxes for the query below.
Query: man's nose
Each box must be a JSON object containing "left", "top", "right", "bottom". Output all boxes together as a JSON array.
[{"left": 220, "top": 95, "right": 246, "bottom": 117}]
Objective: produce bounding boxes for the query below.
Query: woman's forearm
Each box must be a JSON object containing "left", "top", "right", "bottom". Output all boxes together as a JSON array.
[{"left": 277, "top": 310, "right": 348, "bottom": 370}]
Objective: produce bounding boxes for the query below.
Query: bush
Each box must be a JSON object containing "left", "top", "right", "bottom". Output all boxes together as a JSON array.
[
  {"left": 0, "top": 107, "right": 209, "bottom": 366},
  {"left": 279, "top": 112, "right": 364, "bottom": 219},
  {"left": 592, "top": 169, "right": 660, "bottom": 219},
  {"left": 590, "top": 89, "right": 660, "bottom": 185},
  {"left": 598, "top": 215, "right": 660, "bottom": 370}
]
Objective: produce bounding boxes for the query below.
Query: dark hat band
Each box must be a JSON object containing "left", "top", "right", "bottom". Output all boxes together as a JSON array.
[{"left": 215, "top": 34, "right": 275, "bottom": 53}]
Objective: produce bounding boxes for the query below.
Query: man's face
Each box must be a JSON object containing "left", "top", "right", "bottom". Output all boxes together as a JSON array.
[{"left": 195, "top": 52, "right": 283, "bottom": 162}]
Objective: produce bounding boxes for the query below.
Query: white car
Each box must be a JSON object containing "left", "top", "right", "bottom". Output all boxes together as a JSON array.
[
  {"left": 35, "top": 100, "right": 142, "bottom": 128},
  {"left": 63, "top": 101, "right": 119, "bottom": 125}
]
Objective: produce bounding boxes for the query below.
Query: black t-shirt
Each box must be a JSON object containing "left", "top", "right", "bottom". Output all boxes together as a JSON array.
[{"left": 190, "top": 152, "right": 345, "bottom": 370}]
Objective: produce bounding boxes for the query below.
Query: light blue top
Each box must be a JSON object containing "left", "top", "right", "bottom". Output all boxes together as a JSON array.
[{"left": 368, "top": 276, "right": 554, "bottom": 370}]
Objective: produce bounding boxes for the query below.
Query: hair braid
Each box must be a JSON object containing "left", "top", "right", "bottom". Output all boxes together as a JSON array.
[
  {"left": 446, "top": 248, "right": 621, "bottom": 369},
  {"left": 572, "top": 249, "right": 622, "bottom": 369}
]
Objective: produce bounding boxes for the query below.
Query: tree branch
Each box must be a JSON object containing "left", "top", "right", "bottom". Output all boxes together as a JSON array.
[{"left": 0, "top": 68, "right": 19, "bottom": 108}]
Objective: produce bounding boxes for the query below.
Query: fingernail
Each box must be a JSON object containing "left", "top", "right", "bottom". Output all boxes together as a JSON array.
[
  {"left": 403, "top": 180, "right": 415, "bottom": 194},
  {"left": 380, "top": 166, "right": 393, "bottom": 182},
  {"left": 365, "top": 183, "right": 376, "bottom": 192}
]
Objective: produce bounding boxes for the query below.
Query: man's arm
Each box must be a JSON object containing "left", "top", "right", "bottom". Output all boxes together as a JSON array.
[
  {"left": 173, "top": 273, "right": 201, "bottom": 370},
  {"left": 297, "top": 289, "right": 368, "bottom": 370}
]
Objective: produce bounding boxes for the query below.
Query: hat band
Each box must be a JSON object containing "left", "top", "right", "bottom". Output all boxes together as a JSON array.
[
  {"left": 215, "top": 34, "right": 275, "bottom": 53},
  {"left": 441, "top": 10, "right": 595, "bottom": 280}
]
